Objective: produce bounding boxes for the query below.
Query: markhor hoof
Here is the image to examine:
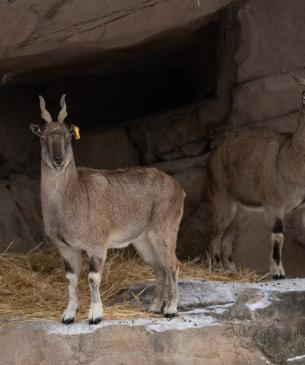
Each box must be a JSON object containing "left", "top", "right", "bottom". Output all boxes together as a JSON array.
[
  {"left": 164, "top": 312, "right": 177, "bottom": 319},
  {"left": 89, "top": 317, "right": 102, "bottom": 325},
  {"left": 62, "top": 317, "right": 74, "bottom": 325},
  {"left": 272, "top": 274, "right": 285, "bottom": 280}
]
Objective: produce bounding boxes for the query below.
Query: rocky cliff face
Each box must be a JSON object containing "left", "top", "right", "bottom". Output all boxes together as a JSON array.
[{"left": 1, "top": 0, "right": 305, "bottom": 275}]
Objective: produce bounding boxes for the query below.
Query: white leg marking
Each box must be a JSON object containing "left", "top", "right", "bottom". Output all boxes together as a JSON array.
[
  {"left": 88, "top": 272, "right": 103, "bottom": 324},
  {"left": 272, "top": 233, "right": 284, "bottom": 242},
  {"left": 62, "top": 272, "right": 79, "bottom": 324}
]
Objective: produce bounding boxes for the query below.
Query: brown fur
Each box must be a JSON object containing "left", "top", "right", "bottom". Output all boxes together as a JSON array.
[
  {"left": 31, "top": 96, "right": 185, "bottom": 324},
  {"left": 207, "top": 82, "right": 305, "bottom": 278}
]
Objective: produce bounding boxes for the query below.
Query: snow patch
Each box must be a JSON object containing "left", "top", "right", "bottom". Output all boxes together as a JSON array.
[
  {"left": 246, "top": 293, "right": 271, "bottom": 311},
  {"left": 48, "top": 312, "right": 218, "bottom": 336},
  {"left": 144, "top": 314, "right": 218, "bottom": 333},
  {"left": 251, "top": 278, "right": 305, "bottom": 293},
  {"left": 287, "top": 354, "right": 305, "bottom": 362}
]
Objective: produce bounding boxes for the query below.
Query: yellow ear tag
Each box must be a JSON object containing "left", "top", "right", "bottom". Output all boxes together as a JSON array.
[{"left": 74, "top": 126, "right": 80, "bottom": 140}]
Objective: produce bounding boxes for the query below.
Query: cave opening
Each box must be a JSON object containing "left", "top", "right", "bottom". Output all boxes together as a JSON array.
[{"left": 7, "top": 20, "right": 220, "bottom": 133}]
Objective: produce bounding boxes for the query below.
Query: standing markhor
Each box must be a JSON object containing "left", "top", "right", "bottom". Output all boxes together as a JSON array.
[
  {"left": 30, "top": 95, "right": 185, "bottom": 324},
  {"left": 207, "top": 72, "right": 305, "bottom": 279}
]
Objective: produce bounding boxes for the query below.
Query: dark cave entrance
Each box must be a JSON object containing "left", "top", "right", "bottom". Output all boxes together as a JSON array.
[{"left": 8, "top": 20, "right": 220, "bottom": 133}]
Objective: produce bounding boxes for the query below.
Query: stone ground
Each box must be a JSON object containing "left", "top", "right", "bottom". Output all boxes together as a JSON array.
[{"left": 1, "top": 279, "right": 305, "bottom": 365}]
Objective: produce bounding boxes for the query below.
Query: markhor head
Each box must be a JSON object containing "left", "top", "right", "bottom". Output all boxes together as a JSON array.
[{"left": 30, "top": 95, "right": 78, "bottom": 172}]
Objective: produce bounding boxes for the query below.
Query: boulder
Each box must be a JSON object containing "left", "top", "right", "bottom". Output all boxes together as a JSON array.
[
  {"left": 9, "top": 174, "right": 43, "bottom": 245},
  {"left": 178, "top": 202, "right": 211, "bottom": 258},
  {"left": 0, "top": 87, "right": 40, "bottom": 175},
  {"left": 230, "top": 112, "right": 299, "bottom": 138},
  {"left": 129, "top": 105, "right": 204, "bottom": 164},
  {"left": 231, "top": 71, "right": 305, "bottom": 128},
  {"left": 129, "top": 93, "right": 230, "bottom": 164},
  {"left": 152, "top": 155, "right": 208, "bottom": 174},
  {"left": 0, "top": 179, "right": 35, "bottom": 251},
  {"left": 197, "top": 91, "right": 231, "bottom": 130},
  {"left": 236, "top": 0, "right": 305, "bottom": 83},
  {"left": 74, "top": 128, "right": 140, "bottom": 169}
]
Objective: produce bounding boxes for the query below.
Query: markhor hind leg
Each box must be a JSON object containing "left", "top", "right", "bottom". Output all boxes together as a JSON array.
[
  {"left": 148, "top": 230, "right": 179, "bottom": 318},
  {"left": 221, "top": 222, "right": 237, "bottom": 273},
  {"left": 211, "top": 233, "right": 224, "bottom": 271},
  {"left": 270, "top": 218, "right": 285, "bottom": 279},
  {"left": 221, "top": 213, "right": 247, "bottom": 272},
  {"left": 149, "top": 268, "right": 166, "bottom": 313},
  {"left": 163, "top": 257, "right": 179, "bottom": 318},
  {"left": 133, "top": 235, "right": 166, "bottom": 314},
  {"left": 210, "top": 195, "right": 237, "bottom": 271}
]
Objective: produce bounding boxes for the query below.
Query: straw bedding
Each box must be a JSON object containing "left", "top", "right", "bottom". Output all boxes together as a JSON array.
[{"left": 0, "top": 244, "right": 264, "bottom": 321}]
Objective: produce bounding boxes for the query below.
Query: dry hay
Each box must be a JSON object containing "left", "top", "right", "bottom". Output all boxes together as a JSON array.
[{"left": 0, "top": 244, "right": 265, "bottom": 322}]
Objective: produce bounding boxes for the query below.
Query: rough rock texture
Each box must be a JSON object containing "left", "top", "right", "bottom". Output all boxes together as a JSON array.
[
  {"left": 0, "top": 174, "right": 43, "bottom": 251},
  {"left": 1, "top": 0, "right": 305, "bottom": 275},
  {"left": 0, "top": 319, "right": 267, "bottom": 365},
  {"left": 230, "top": 71, "right": 304, "bottom": 127},
  {"left": 129, "top": 93, "right": 230, "bottom": 164},
  {"left": 0, "top": 0, "right": 234, "bottom": 81},
  {"left": 2, "top": 279, "right": 305, "bottom": 364},
  {"left": 236, "top": 0, "right": 305, "bottom": 82},
  {"left": 75, "top": 128, "right": 140, "bottom": 170}
]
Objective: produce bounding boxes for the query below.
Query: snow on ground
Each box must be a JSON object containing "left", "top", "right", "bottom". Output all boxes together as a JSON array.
[
  {"left": 286, "top": 354, "right": 305, "bottom": 362},
  {"left": 48, "top": 313, "right": 219, "bottom": 335}
]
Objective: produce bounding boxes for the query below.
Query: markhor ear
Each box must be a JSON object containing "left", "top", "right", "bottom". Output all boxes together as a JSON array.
[
  {"left": 30, "top": 123, "right": 42, "bottom": 137},
  {"left": 302, "top": 91, "right": 305, "bottom": 106},
  {"left": 69, "top": 124, "right": 75, "bottom": 135}
]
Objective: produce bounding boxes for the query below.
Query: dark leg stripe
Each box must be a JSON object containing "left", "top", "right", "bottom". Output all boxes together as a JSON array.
[
  {"left": 58, "top": 232, "right": 70, "bottom": 246},
  {"left": 272, "top": 242, "right": 281, "bottom": 265},
  {"left": 272, "top": 218, "right": 283, "bottom": 233},
  {"left": 64, "top": 259, "right": 73, "bottom": 273},
  {"left": 89, "top": 257, "right": 102, "bottom": 273},
  {"left": 215, "top": 254, "right": 220, "bottom": 263}
]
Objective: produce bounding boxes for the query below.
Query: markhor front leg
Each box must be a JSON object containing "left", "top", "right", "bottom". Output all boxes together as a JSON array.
[
  {"left": 63, "top": 270, "right": 79, "bottom": 324},
  {"left": 60, "top": 247, "right": 82, "bottom": 325},
  {"left": 88, "top": 252, "right": 106, "bottom": 325}
]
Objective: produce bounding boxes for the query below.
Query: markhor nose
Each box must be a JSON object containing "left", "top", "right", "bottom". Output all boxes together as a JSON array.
[{"left": 54, "top": 156, "right": 63, "bottom": 167}]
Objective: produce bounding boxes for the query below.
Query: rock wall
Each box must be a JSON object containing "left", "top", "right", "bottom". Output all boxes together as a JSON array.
[{"left": 1, "top": 0, "right": 305, "bottom": 275}]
